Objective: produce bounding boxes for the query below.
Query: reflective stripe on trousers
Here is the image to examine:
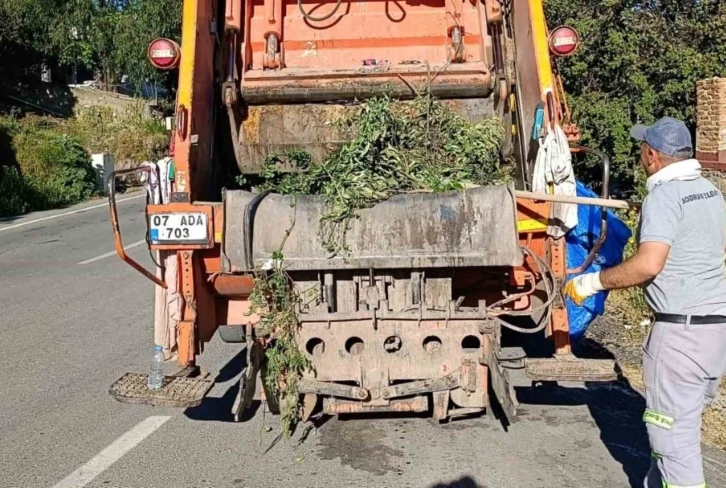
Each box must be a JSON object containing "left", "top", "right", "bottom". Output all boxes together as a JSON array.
[{"left": 641, "top": 321, "right": 726, "bottom": 488}]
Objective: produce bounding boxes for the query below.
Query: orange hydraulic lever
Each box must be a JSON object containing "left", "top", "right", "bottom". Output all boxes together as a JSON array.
[{"left": 107, "top": 167, "right": 167, "bottom": 289}]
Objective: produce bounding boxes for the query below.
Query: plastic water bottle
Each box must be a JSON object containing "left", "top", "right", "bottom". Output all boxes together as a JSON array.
[{"left": 148, "top": 345, "right": 164, "bottom": 390}]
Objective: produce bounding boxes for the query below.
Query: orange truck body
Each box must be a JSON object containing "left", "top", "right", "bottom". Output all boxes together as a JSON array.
[{"left": 108, "top": 0, "right": 616, "bottom": 420}]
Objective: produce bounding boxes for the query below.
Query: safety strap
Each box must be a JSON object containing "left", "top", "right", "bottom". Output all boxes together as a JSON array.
[{"left": 643, "top": 409, "right": 675, "bottom": 430}]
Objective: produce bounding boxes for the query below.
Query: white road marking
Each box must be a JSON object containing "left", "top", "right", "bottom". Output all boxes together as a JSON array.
[
  {"left": 77, "top": 239, "right": 147, "bottom": 265},
  {"left": 0, "top": 194, "right": 145, "bottom": 233},
  {"left": 51, "top": 416, "right": 171, "bottom": 488}
]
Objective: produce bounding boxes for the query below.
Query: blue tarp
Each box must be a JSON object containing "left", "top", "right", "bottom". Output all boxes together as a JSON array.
[{"left": 564, "top": 181, "right": 632, "bottom": 342}]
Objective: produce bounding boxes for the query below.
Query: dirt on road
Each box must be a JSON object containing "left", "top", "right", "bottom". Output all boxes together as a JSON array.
[{"left": 584, "top": 313, "right": 726, "bottom": 450}]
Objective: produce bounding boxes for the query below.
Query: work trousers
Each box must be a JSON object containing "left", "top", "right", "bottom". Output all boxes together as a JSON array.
[{"left": 643, "top": 321, "right": 726, "bottom": 488}]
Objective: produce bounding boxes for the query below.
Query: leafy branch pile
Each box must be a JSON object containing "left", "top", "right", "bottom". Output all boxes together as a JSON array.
[
  {"left": 249, "top": 252, "right": 311, "bottom": 436},
  {"left": 243, "top": 93, "right": 508, "bottom": 253}
]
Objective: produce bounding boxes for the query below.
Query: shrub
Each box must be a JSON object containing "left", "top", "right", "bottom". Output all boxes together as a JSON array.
[
  {"left": 0, "top": 115, "right": 97, "bottom": 216},
  {"left": 0, "top": 116, "right": 28, "bottom": 216},
  {"left": 0, "top": 166, "right": 33, "bottom": 216},
  {"left": 0, "top": 101, "right": 168, "bottom": 216},
  {"left": 14, "top": 125, "right": 97, "bottom": 208},
  {"left": 67, "top": 102, "right": 168, "bottom": 167},
  {"left": 66, "top": 105, "right": 117, "bottom": 155},
  {"left": 545, "top": 0, "right": 726, "bottom": 196}
]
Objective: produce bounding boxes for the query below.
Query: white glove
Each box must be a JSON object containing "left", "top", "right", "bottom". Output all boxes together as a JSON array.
[{"left": 563, "top": 272, "right": 605, "bottom": 306}]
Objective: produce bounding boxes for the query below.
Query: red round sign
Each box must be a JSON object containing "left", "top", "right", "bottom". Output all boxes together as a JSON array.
[
  {"left": 147, "top": 38, "right": 181, "bottom": 70},
  {"left": 548, "top": 26, "right": 580, "bottom": 57}
]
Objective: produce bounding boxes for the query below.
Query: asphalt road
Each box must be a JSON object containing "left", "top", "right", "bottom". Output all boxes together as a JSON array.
[{"left": 1, "top": 195, "right": 724, "bottom": 488}]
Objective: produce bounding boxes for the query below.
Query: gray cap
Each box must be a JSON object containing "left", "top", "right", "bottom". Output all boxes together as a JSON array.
[{"left": 630, "top": 116, "right": 693, "bottom": 158}]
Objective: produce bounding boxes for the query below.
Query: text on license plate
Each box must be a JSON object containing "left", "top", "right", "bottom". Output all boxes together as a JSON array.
[{"left": 149, "top": 213, "right": 208, "bottom": 243}]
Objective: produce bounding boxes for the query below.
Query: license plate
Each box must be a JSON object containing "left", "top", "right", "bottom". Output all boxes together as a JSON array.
[{"left": 149, "top": 213, "right": 208, "bottom": 244}]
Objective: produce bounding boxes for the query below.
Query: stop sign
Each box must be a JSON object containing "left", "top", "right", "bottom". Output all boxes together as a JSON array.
[
  {"left": 147, "top": 38, "right": 181, "bottom": 70},
  {"left": 548, "top": 26, "right": 580, "bottom": 57}
]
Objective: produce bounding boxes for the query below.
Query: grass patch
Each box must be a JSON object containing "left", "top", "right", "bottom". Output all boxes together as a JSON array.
[
  {"left": 0, "top": 115, "right": 96, "bottom": 216},
  {"left": 0, "top": 102, "right": 167, "bottom": 217},
  {"left": 66, "top": 102, "right": 169, "bottom": 166}
]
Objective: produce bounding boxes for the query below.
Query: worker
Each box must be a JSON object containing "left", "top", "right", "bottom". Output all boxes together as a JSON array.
[{"left": 564, "top": 116, "right": 726, "bottom": 488}]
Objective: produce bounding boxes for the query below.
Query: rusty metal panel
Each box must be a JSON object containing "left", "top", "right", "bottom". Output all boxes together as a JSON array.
[
  {"left": 238, "top": 97, "right": 495, "bottom": 173},
  {"left": 380, "top": 370, "right": 463, "bottom": 399},
  {"left": 193, "top": 251, "right": 218, "bottom": 345},
  {"left": 387, "top": 276, "right": 412, "bottom": 312},
  {"left": 433, "top": 390, "right": 450, "bottom": 419},
  {"left": 297, "top": 379, "right": 369, "bottom": 401},
  {"left": 510, "top": 0, "right": 544, "bottom": 184},
  {"left": 297, "top": 320, "right": 486, "bottom": 382},
  {"left": 548, "top": 237, "right": 572, "bottom": 354},
  {"left": 488, "top": 340, "right": 518, "bottom": 418},
  {"left": 525, "top": 357, "right": 618, "bottom": 382},
  {"left": 177, "top": 321, "right": 195, "bottom": 367},
  {"left": 223, "top": 184, "right": 523, "bottom": 271},
  {"left": 239, "top": 104, "right": 347, "bottom": 174},
  {"left": 240, "top": 79, "right": 494, "bottom": 105},
  {"left": 324, "top": 396, "right": 429, "bottom": 414},
  {"left": 424, "top": 277, "right": 452, "bottom": 311}
]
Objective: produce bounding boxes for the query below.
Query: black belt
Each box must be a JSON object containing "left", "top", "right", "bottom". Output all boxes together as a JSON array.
[{"left": 654, "top": 313, "right": 726, "bottom": 325}]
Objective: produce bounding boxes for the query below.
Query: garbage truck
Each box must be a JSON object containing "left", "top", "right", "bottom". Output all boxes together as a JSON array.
[{"left": 107, "top": 0, "right": 626, "bottom": 422}]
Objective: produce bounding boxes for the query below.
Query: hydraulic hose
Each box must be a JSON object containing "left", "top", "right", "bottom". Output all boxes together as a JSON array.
[
  {"left": 488, "top": 246, "right": 558, "bottom": 334},
  {"left": 297, "top": 0, "right": 344, "bottom": 22}
]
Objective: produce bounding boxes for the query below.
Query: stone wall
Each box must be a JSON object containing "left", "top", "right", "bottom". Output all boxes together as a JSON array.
[
  {"left": 696, "top": 77, "right": 726, "bottom": 169},
  {"left": 70, "top": 86, "right": 143, "bottom": 115},
  {"left": 4, "top": 82, "right": 149, "bottom": 118}
]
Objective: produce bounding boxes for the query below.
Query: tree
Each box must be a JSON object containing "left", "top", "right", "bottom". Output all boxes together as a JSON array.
[
  {"left": 49, "top": 0, "right": 180, "bottom": 90},
  {"left": 545, "top": 0, "right": 726, "bottom": 194},
  {"left": 0, "top": 0, "right": 181, "bottom": 95},
  {"left": 114, "top": 0, "right": 181, "bottom": 95},
  {"left": 0, "top": 0, "right": 61, "bottom": 83}
]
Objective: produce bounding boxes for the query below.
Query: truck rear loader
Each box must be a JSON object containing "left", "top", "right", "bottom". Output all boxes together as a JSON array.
[{"left": 108, "top": 0, "right": 624, "bottom": 424}]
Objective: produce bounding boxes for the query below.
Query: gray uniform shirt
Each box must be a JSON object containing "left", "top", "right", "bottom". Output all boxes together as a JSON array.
[{"left": 638, "top": 176, "right": 726, "bottom": 315}]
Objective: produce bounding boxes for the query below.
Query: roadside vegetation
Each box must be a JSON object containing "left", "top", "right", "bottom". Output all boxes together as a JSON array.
[
  {"left": 1, "top": 0, "right": 179, "bottom": 217},
  {"left": 0, "top": 103, "right": 167, "bottom": 217},
  {"left": 0, "top": 115, "right": 96, "bottom": 216},
  {"left": 0, "top": 0, "right": 181, "bottom": 92},
  {"left": 545, "top": 0, "right": 726, "bottom": 194}
]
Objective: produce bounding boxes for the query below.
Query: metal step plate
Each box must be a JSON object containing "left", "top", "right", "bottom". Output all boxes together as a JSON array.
[
  {"left": 110, "top": 373, "right": 214, "bottom": 408},
  {"left": 525, "top": 358, "right": 618, "bottom": 383}
]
